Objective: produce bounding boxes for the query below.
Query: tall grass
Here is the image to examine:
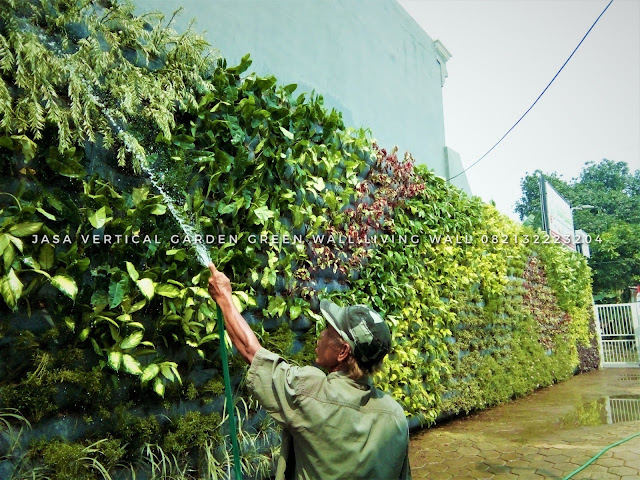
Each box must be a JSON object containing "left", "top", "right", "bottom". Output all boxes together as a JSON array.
[{"left": 0, "top": 400, "right": 279, "bottom": 480}]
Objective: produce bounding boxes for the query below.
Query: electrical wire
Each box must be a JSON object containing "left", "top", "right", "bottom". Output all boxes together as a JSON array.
[{"left": 448, "top": 0, "right": 615, "bottom": 181}]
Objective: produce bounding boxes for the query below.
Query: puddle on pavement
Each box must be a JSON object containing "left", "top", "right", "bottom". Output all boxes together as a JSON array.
[
  {"left": 558, "top": 395, "right": 640, "bottom": 427},
  {"left": 411, "top": 370, "right": 640, "bottom": 450}
]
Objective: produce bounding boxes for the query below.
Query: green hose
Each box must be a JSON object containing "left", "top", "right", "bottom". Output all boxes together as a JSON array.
[
  {"left": 216, "top": 304, "right": 242, "bottom": 480},
  {"left": 562, "top": 431, "right": 640, "bottom": 479}
]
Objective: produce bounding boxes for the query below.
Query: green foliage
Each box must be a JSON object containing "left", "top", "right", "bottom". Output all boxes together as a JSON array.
[
  {"left": 429, "top": 206, "right": 595, "bottom": 417},
  {"left": 592, "top": 222, "right": 640, "bottom": 299},
  {"left": 32, "top": 438, "right": 124, "bottom": 480},
  {"left": 162, "top": 412, "right": 223, "bottom": 458},
  {"left": 0, "top": 0, "right": 217, "bottom": 171},
  {"left": 0, "top": 1, "right": 596, "bottom": 478},
  {"left": 516, "top": 160, "right": 640, "bottom": 301},
  {"left": 259, "top": 323, "right": 295, "bottom": 358},
  {"left": 112, "top": 405, "right": 161, "bottom": 455}
]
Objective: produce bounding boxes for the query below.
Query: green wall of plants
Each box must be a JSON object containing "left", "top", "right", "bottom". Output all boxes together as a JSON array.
[{"left": 0, "top": 1, "right": 597, "bottom": 478}]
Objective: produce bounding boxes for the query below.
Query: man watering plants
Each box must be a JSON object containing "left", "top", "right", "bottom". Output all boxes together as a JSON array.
[{"left": 207, "top": 264, "right": 411, "bottom": 480}]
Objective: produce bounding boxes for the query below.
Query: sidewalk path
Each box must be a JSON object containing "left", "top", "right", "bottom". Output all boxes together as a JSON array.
[{"left": 409, "top": 368, "right": 640, "bottom": 479}]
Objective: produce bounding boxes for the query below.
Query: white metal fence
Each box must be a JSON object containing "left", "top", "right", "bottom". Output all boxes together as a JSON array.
[
  {"left": 607, "top": 397, "right": 640, "bottom": 423},
  {"left": 594, "top": 303, "right": 640, "bottom": 367}
]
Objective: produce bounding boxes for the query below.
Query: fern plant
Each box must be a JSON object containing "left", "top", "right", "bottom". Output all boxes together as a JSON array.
[{"left": 0, "top": 0, "right": 218, "bottom": 170}]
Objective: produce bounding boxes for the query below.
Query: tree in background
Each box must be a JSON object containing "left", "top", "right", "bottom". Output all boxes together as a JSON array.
[{"left": 516, "top": 159, "right": 640, "bottom": 303}]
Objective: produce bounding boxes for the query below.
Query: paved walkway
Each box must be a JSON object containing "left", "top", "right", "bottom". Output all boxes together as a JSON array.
[{"left": 409, "top": 369, "right": 640, "bottom": 479}]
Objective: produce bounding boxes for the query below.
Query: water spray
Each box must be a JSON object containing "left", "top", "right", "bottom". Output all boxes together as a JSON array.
[
  {"left": 143, "top": 166, "right": 243, "bottom": 480},
  {"left": 141, "top": 168, "right": 243, "bottom": 480},
  {"left": 89, "top": 87, "right": 243, "bottom": 478}
]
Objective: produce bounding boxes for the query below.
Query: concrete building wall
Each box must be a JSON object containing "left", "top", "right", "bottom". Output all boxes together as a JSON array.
[{"left": 133, "top": 0, "right": 471, "bottom": 193}]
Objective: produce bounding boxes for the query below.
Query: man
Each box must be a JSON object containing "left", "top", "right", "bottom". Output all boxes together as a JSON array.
[{"left": 208, "top": 263, "right": 411, "bottom": 480}]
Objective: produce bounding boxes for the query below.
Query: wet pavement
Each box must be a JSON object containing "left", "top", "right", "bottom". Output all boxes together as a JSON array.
[{"left": 409, "top": 369, "right": 640, "bottom": 479}]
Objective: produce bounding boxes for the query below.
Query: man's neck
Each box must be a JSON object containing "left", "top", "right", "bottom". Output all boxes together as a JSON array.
[{"left": 328, "top": 361, "right": 349, "bottom": 374}]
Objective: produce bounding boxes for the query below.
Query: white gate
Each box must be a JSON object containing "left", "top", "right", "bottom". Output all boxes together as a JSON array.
[{"left": 594, "top": 303, "right": 640, "bottom": 368}]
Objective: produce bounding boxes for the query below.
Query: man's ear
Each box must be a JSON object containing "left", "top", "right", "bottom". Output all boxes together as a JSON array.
[{"left": 337, "top": 343, "right": 351, "bottom": 362}]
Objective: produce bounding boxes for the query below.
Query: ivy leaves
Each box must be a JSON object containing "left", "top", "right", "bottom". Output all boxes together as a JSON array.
[
  {"left": 0, "top": 269, "right": 22, "bottom": 310},
  {"left": 50, "top": 274, "right": 78, "bottom": 300},
  {"left": 126, "top": 262, "right": 154, "bottom": 300},
  {"left": 88, "top": 207, "right": 111, "bottom": 229},
  {"left": 0, "top": 204, "right": 79, "bottom": 309}
]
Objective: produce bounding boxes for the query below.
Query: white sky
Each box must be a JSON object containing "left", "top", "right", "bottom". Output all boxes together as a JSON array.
[{"left": 399, "top": 0, "right": 640, "bottom": 221}]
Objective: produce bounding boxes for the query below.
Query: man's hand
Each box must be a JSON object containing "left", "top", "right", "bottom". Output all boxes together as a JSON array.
[
  {"left": 206, "top": 262, "right": 262, "bottom": 364},
  {"left": 208, "top": 263, "right": 232, "bottom": 302}
]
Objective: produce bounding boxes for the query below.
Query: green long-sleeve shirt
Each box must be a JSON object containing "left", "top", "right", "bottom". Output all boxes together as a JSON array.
[{"left": 247, "top": 347, "right": 411, "bottom": 480}]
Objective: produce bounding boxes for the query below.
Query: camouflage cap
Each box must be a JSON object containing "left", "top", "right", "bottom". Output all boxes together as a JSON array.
[{"left": 320, "top": 299, "right": 392, "bottom": 368}]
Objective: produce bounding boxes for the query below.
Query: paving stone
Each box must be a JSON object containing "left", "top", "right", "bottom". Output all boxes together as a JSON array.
[
  {"left": 473, "top": 462, "right": 492, "bottom": 472},
  {"left": 458, "top": 446, "right": 481, "bottom": 456},
  {"left": 579, "top": 464, "right": 610, "bottom": 475},
  {"left": 455, "top": 459, "right": 480, "bottom": 471},
  {"left": 569, "top": 455, "right": 593, "bottom": 465},
  {"left": 529, "top": 458, "right": 554, "bottom": 468},
  {"left": 613, "top": 449, "right": 640, "bottom": 461},
  {"left": 438, "top": 443, "right": 459, "bottom": 453},
  {"left": 560, "top": 435, "right": 584, "bottom": 443},
  {"left": 490, "top": 473, "right": 517, "bottom": 479},
  {"left": 535, "top": 466, "right": 563, "bottom": 477},
  {"left": 608, "top": 465, "right": 640, "bottom": 476},
  {"left": 444, "top": 466, "right": 472, "bottom": 477},
  {"left": 508, "top": 466, "right": 539, "bottom": 476},
  {"left": 487, "top": 464, "right": 511, "bottom": 474},
  {"left": 409, "top": 443, "right": 423, "bottom": 453},
  {"left": 519, "top": 446, "right": 540, "bottom": 455},
  {"left": 476, "top": 442, "right": 498, "bottom": 450},
  {"left": 495, "top": 444, "right": 518, "bottom": 454},
  {"left": 422, "top": 471, "right": 452, "bottom": 480},
  {"left": 541, "top": 448, "right": 566, "bottom": 457},
  {"left": 597, "top": 456, "right": 625, "bottom": 467},
  {"left": 410, "top": 458, "right": 430, "bottom": 469},
  {"left": 522, "top": 453, "right": 547, "bottom": 463},
  {"left": 424, "top": 453, "right": 446, "bottom": 464},
  {"left": 500, "top": 452, "right": 521, "bottom": 462},
  {"left": 468, "top": 470, "right": 495, "bottom": 479},
  {"left": 455, "top": 438, "right": 475, "bottom": 447},
  {"left": 579, "top": 473, "right": 602, "bottom": 480},
  {"left": 409, "top": 470, "right": 428, "bottom": 479},
  {"left": 545, "top": 454, "right": 570, "bottom": 464},
  {"left": 554, "top": 462, "right": 581, "bottom": 473},
  {"left": 443, "top": 451, "right": 464, "bottom": 460},
  {"left": 622, "top": 459, "right": 640, "bottom": 469},
  {"left": 584, "top": 473, "right": 623, "bottom": 480},
  {"left": 483, "top": 450, "right": 503, "bottom": 459},
  {"left": 507, "top": 474, "right": 544, "bottom": 480}
]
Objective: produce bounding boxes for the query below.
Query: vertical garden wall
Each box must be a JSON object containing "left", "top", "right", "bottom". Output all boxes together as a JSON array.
[{"left": 0, "top": 1, "right": 598, "bottom": 479}]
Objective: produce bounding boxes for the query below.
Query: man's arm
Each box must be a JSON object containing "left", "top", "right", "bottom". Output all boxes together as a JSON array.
[{"left": 208, "top": 263, "right": 262, "bottom": 364}]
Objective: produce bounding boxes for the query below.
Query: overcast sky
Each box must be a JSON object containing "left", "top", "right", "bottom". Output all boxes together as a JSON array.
[{"left": 399, "top": 0, "right": 639, "bottom": 221}]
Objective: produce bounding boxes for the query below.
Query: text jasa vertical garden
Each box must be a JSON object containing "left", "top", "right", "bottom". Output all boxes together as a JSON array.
[{"left": 27, "top": 232, "right": 424, "bottom": 245}]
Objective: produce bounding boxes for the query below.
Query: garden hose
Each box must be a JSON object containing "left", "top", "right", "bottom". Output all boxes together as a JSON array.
[
  {"left": 216, "top": 304, "right": 242, "bottom": 480},
  {"left": 561, "top": 431, "right": 640, "bottom": 479}
]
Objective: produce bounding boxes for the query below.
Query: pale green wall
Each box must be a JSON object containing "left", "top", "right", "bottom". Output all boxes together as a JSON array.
[{"left": 133, "top": 0, "right": 471, "bottom": 194}]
